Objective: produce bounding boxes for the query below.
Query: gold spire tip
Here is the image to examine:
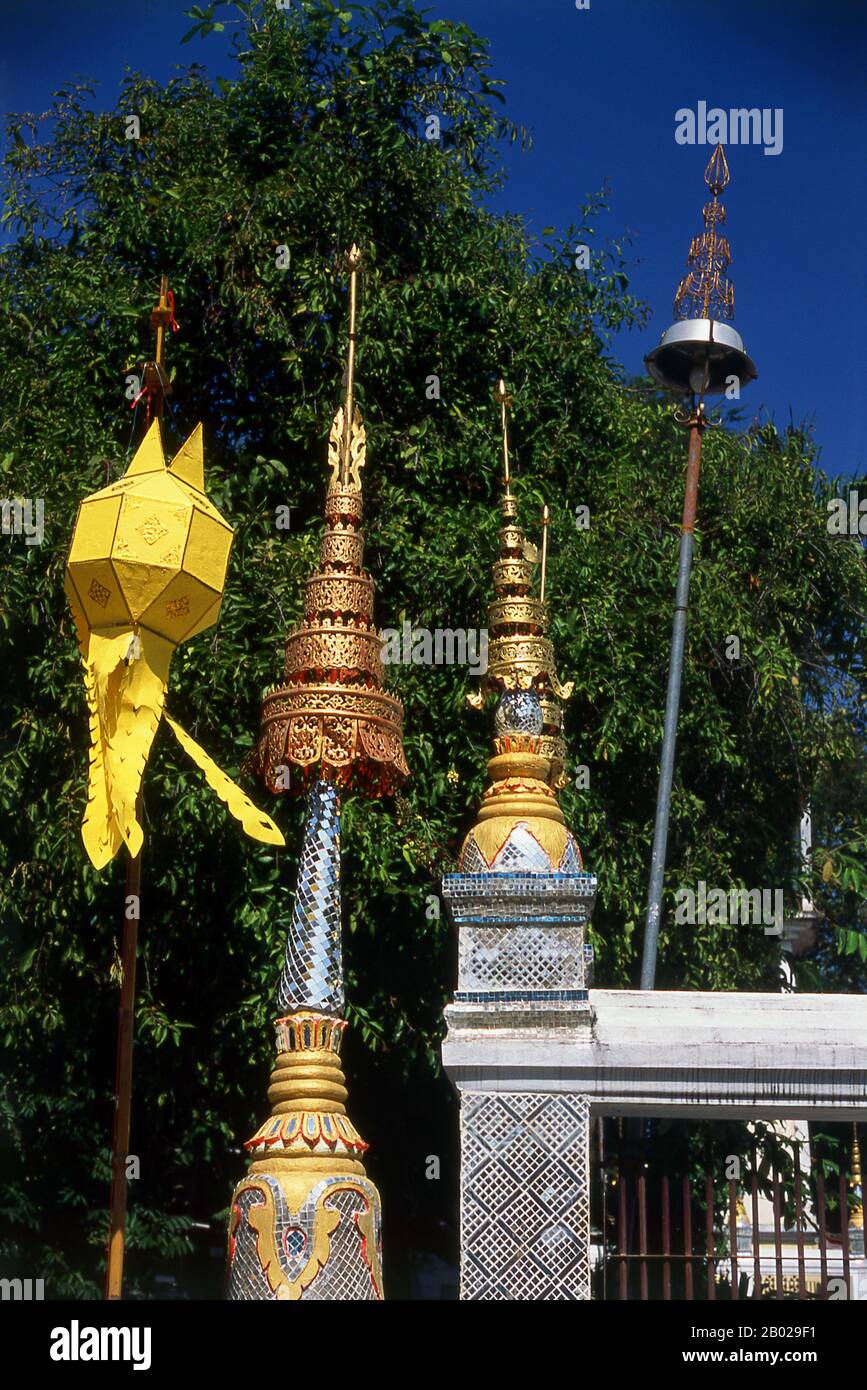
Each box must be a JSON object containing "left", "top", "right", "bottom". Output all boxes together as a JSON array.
[
  {"left": 496, "top": 378, "right": 513, "bottom": 493},
  {"left": 338, "top": 244, "right": 364, "bottom": 485}
]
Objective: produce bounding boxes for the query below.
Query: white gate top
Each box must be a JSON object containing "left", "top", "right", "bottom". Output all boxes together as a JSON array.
[{"left": 442, "top": 989, "right": 867, "bottom": 1120}]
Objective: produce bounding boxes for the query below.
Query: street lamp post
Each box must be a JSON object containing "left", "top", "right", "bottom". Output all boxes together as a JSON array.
[{"left": 640, "top": 145, "right": 757, "bottom": 990}]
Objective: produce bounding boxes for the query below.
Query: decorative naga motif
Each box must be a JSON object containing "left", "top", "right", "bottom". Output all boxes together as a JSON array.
[
  {"left": 226, "top": 1010, "right": 383, "bottom": 1302},
  {"left": 229, "top": 1175, "right": 383, "bottom": 1302},
  {"left": 225, "top": 1005, "right": 384, "bottom": 1302}
]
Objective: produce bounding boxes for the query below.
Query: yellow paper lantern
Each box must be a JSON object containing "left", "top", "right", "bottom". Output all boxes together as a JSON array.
[{"left": 65, "top": 419, "right": 284, "bottom": 868}]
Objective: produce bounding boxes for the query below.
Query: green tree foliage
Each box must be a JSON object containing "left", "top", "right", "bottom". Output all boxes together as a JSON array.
[{"left": 0, "top": 0, "right": 864, "bottom": 1295}]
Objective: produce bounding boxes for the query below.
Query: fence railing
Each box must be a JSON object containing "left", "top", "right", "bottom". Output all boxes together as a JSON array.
[{"left": 593, "top": 1124, "right": 866, "bottom": 1301}]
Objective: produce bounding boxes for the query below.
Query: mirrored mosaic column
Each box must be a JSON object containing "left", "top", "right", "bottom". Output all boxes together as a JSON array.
[
  {"left": 461, "top": 1092, "right": 591, "bottom": 1300},
  {"left": 443, "top": 871, "right": 596, "bottom": 1300},
  {"left": 441, "top": 380, "right": 598, "bottom": 1300}
]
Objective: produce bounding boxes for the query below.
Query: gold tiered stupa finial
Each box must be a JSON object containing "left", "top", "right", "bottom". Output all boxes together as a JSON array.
[
  {"left": 470, "top": 380, "right": 572, "bottom": 711},
  {"left": 458, "top": 380, "right": 581, "bottom": 876},
  {"left": 252, "top": 244, "right": 408, "bottom": 795}
]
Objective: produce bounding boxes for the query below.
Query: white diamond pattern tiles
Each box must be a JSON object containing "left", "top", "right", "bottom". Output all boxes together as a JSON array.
[
  {"left": 460, "top": 1092, "right": 591, "bottom": 1300},
  {"left": 459, "top": 924, "right": 585, "bottom": 993}
]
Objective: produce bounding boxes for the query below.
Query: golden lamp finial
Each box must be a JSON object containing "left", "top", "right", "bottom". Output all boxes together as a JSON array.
[
  {"left": 673, "top": 143, "right": 734, "bottom": 323},
  {"left": 645, "top": 145, "right": 756, "bottom": 396}
]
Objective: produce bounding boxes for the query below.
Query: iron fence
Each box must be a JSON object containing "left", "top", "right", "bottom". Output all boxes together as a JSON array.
[{"left": 592, "top": 1121, "right": 866, "bottom": 1301}]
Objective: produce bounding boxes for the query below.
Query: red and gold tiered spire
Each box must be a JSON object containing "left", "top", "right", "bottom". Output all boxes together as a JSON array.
[
  {"left": 226, "top": 247, "right": 406, "bottom": 1303},
  {"left": 252, "top": 245, "right": 408, "bottom": 796}
]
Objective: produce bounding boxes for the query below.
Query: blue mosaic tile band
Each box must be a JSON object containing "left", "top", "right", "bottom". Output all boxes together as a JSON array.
[
  {"left": 453, "top": 914, "right": 585, "bottom": 926},
  {"left": 454, "top": 990, "right": 589, "bottom": 1003},
  {"left": 277, "top": 779, "right": 344, "bottom": 1016},
  {"left": 442, "top": 871, "right": 597, "bottom": 925}
]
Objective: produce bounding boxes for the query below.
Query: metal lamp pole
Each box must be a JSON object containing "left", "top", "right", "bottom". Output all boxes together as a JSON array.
[{"left": 639, "top": 146, "right": 757, "bottom": 990}]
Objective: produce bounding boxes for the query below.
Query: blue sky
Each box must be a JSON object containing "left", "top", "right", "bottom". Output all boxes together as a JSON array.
[{"left": 1, "top": 0, "right": 864, "bottom": 476}]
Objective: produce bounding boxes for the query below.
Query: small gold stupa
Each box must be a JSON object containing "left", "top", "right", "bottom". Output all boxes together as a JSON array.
[{"left": 459, "top": 380, "right": 581, "bottom": 877}]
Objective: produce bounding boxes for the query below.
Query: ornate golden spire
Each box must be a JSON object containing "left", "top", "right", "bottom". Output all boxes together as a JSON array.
[
  {"left": 673, "top": 144, "right": 734, "bottom": 323},
  {"left": 227, "top": 248, "right": 405, "bottom": 1303},
  {"left": 468, "top": 382, "right": 572, "bottom": 759},
  {"left": 252, "top": 246, "right": 408, "bottom": 796},
  {"left": 458, "top": 381, "right": 581, "bottom": 875}
]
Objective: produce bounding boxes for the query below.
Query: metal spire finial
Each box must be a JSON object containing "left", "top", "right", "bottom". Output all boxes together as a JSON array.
[
  {"left": 673, "top": 144, "right": 734, "bottom": 323},
  {"left": 705, "top": 142, "right": 730, "bottom": 195},
  {"left": 640, "top": 145, "right": 757, "bottom": 990}
]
